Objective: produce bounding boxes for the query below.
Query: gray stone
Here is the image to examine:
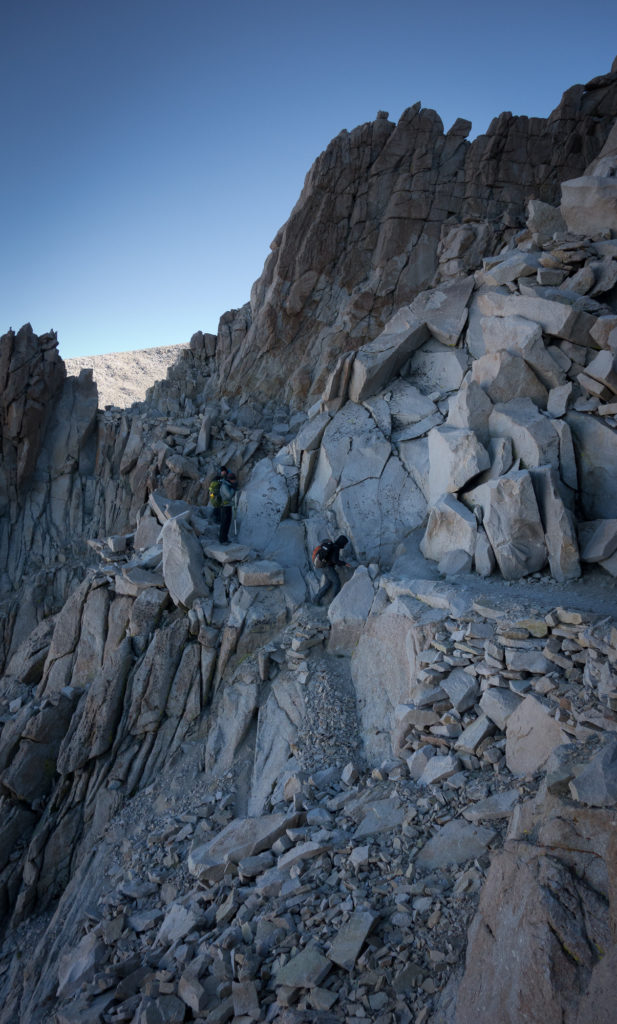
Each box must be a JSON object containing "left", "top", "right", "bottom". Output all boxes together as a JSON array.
[
  {"left": 566, "top": 412, "right": 617, "bottom": 519},
  {"left": 327, "top": 566, "right": 375, "bottom": 656},
  {"left": 237, "top": 457, "right": 290, "bottom": 549},
  {"left": 530, "top": 464, "right": 581, "bottom": 582},
  {"left": 427, "top": 426, "right": 490, "bottom": 504},
  {"left": 204, "top": 542, "right": 250, "bottom": 564},
  {"left": 232, "top": 980, "right": 261, "bottom": 1018},
  {"left": 584, "top": 350, "right": 617, "bottom": 395},
  {"left": 416, "top": 819, "right": 496, "bottom": 869},
  {"left": 327, "top": 910, "right": 379, "bottom": 970},
  {"left": 488, "top": 398, "right": 560, "bottom": 471},
  {"left": 463, "top": 789, "right": 519, "bottom": 822},
  {"left": 442, "top": 669, "right": 479, "bottom": 712},
  {"left": 57, "top": 931, "right": 108, "bottom": 999},
  {"left": 419, "top": 753, "right": 461, "bottom": 785},
  {"left": 561, "top": 172, "right": 617, "bottom": 236},
  {"left": 526, "top": 198, "right": 566, "bottom": 238},
  {"left": 295, "top": 411, "right": 331, "bottom": 452},
  {"left": 481, "top": 251, "right": 541, "bottom": 286},
  {"left": 438, "top": 548, "right": 473, "bottom": 575},
  {"left": 409, "top": 275, "right": 475, "bottom": 346},
  {"left": 237, "top": 560, "right": 285, "bottom": 586},
  {"left": 478, "top": 290, "right": 596, "bottom": 348},
  {"left": 480, "top": 688, "right": 524, "bottom": 731},
  {"left": 354, "top": 797, "right": 406, "bottom": 838},
  {"left": 408, "top": 338, "right": 468, "bottom": 392},
  {"left": 155, "top": 904, "right": 200, "bottom": 946},
  {"left": 579, "top": 519, "right": 617, "bottom": 562},
  {"left": 161, "top": 517, "right": 209, "bottom": 608},
  {"left": 569, "top": 739, "right": 617, "bottom": 806},
  {"left": 480, "top": 314, "right": 565, "bottom": 390},
  {"left": 466, "top": 471, "right": 547, "bottom": 580},
  {"left": 386, "top": 379, "right": 437, "bottom": 426},
  {"left": 504, "top": 648, "right": 553, "bottom": 674},
  {"left": 505, "top": 695, "right": 567, "bottom": 775},
  {"left": 472, "top": 350, "right": 548, "bottom": 408},
  {"left": 420, "top": 494, "right": 477, "bottom": 563},
  {"left": 547, "top": 383, "right": 573, "bottom": 418},
  {"left": 188, "top": 812, "right": 299, "bottom": 881},
  {"left": 446, "top": 380, "right": 493, "bottom": 443},
  {"left": 274, "top": 944, "right": 332, "bottom": 988},
  {"left": 406, "top": 745, "right": 437, "bottom": 779},
  {"left": 455, "top": 714, "right": 496, "bottom": 754},
  {"left": 474, "top": 527, "right": 496, "bottom": 577},
  {"left": 348, "top": 310, "right": 429, "bottom": 403}
]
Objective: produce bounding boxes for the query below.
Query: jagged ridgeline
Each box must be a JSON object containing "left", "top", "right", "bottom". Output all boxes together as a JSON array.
[{"left": 1, "top": 59, "right": 617, "bottom": 1024}]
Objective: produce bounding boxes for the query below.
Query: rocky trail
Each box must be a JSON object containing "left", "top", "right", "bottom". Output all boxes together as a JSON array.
[{"left": 1, "top": 57, "right": 617, "bottom": 1024}]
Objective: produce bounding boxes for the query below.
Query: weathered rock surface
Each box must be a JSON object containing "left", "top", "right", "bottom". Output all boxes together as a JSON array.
[{"left": 2, "top": 56, "right": 617, "bottom": 1024}]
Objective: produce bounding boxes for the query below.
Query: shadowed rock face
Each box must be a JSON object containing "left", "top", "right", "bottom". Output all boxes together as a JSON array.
[
  {"left": 0, "top": 324, "right": 65, "bottom": 516},
  {"left": 214, "top": 64, "right": 617, "bottom": 406}
]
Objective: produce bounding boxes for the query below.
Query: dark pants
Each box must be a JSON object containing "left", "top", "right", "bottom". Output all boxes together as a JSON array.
[
  {"left": 219, "top": 505, "right": 232, "bottom": 543},
  {"left": 212, "top": 506, "right": 221, "bottom": 523},
  {"left": 315, "top": 565, "right": 341, "bottom": 604}
]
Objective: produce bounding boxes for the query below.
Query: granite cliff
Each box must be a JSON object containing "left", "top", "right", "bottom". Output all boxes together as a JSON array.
[{"left": 1, "top": 58, "right": 617, "bottom": 1024}]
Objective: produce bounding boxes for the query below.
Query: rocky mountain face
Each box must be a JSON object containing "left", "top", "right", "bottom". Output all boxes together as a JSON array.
[
  {"left": 212, "top": 61, "right": 617, "bottom": 406},
  {"left": 1, "top": 59, "right": 617, "bottom": 1024}
]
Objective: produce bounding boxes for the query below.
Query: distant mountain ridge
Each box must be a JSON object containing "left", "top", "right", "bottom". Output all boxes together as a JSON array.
[{"left": 65, "top": 343, "right": 188, "bottom": 408}]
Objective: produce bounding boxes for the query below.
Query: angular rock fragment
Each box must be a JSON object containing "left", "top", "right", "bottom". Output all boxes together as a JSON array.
[
  {"left": 416, "top": 819, "right": 496, "bottom": 869},
  {"left": 420, "top": 494, "right": 477, "bottom": 563},
  {"left": 466, "top": 471, "right": 547, "bottom": 579},
  {"left": 506, "top": 695, "right": 567, "bottom": 774},
  {"left": 427, "top": 426, "right": 490, "bottom": 504},
  {"left": 348, "top": 311, "right": 429, "bottom": 403}
]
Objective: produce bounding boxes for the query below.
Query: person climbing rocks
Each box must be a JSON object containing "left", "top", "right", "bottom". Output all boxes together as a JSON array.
[
  {"left": 218, "top": 470, "right": 238, "bottom": 544},
  {"left": 312, "top": 535, "right": 351, "bottom": 605},
  {"left": 208, "top": 466, "right": 229, "bottom": 524}
]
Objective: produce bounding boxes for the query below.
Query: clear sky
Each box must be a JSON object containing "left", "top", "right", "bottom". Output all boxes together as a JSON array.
[{"left": 2, "top": 0, "right": 616, "bottom": 360}]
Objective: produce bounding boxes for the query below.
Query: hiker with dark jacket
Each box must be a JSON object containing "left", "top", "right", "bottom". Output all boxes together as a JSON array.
[
  {"left": 218, "top": 470, "right": 237, "bottom": 544},
  {"left": 312, "top": 535, "right": 350, "bottom": 605}
]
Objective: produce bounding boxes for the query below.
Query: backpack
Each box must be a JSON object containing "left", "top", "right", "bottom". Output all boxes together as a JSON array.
[
  {"left": 312, "top": 540, "right": 334, "bottom": 570},
  {"left": 208, "top": 479, "right": 222, "bottom": 507},
  {"left": 219, "top": 479, "right": 237, "bottom": 507}
]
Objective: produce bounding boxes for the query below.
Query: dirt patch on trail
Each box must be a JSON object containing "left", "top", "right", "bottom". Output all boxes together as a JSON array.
[{"left": 65, "top": 343, "right": 188, "bottom": 409}]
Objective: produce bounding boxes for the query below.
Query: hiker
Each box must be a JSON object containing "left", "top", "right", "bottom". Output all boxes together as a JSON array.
[
  {"left": 312, "top": 535, "right": 350, "bottom": 605},
  {"left": 208, "top": 466, "right": 229, "bottom": 524},
  {"left": 218, "top": 470, "right": 238, "bottom": 544}
]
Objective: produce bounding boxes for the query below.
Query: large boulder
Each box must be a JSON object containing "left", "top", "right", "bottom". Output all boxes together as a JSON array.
[
  {"left": 466, "top": 470, "right": 547, "bottom": 579},
  {"left": 348, "top": 311, "right": 429, "bottom": 403},
  {"left": 161, "top": 516, "right": 209, "bottom": 608},
  {"left": 478, "top": 289, "right": 596, "bottom": 348},
  {"left": 237, "top": 458, "right": 291, "bottom": 549},
  {"left": 471, "top": 350, "right": 548, "bottom": 408},
  {"left": 328, "top": 567, "right": 375, "bottom": 655},
  {"left": 488, "top": 398, "right": 560, "bottom": 471},
  {"left": 505, "top": 694, "right": 567, "bottom": 774},
  {"left": 420, "top": 494, "right": 477, "bottom": 563},
  {"left": 427, "top": 426, "right": 490, "bottom": 504},
  {"left": 455, "top": 796, "right": 616, "bottom": 1024},
  {"left": 351, "top": 594, "right": 446, "bottom": 762},
  {"left": 566, "top": 412, "right": 617, "bottom": 519},
  {"left": 480, "top": 314, "right": 566, "bottom": 389},
  {"left": 529, "top": 465, "right": 580, "bottom": 582}
]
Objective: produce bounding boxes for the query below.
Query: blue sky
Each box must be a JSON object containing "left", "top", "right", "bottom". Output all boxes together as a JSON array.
[{"left": 2, "top": 0, "right": 616, "bottom": 359}]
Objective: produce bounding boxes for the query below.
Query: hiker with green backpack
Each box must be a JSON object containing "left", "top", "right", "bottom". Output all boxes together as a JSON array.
[
  {"left": 218, "top": 470, "right": 238, "bottom": 544},
  {"left": 208, "top": 466, "right": 229, "bottom": 524}
]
